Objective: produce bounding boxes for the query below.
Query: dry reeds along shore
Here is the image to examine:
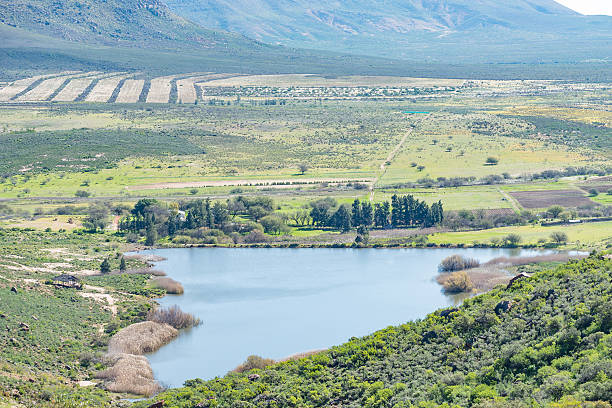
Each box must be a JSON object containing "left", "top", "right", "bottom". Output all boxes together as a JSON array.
[
  {"left": 437, "top": 252, "right": 588, "bottom": 294},
  {"left": 96, "top": 306, "right": 200, "bottom": 396},
  {"left": 150, "top": 276, "right": 184, "bottom": 294},
  {"left": 96, "top": 321, "right": 178, "bottom": 396}
]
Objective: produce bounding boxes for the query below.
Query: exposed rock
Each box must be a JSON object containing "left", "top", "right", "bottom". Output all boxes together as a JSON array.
[
  {"left": 494, "top": 300, "right": 513, "bottom": 315},
  {"left": 248, "top": 374, "right": 261, "bottom": 381}
]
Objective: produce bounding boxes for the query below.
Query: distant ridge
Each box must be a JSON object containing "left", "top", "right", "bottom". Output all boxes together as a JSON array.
[{"left": 163, "top": 0, "right": 612, "bottom": 63}]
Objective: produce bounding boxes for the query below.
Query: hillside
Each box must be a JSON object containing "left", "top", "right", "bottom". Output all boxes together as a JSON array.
[
  {"left": 164, "top": 0, "right": 612, "bottom": 63},
  {"left": 0, "top": 0, "right": 255, "bottom": 51},
  {"left": 134, "top": 255, "right": 612, "bottom": 407}
]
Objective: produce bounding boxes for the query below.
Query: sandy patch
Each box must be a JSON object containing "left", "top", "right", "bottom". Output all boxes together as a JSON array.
[{"left": 81, "top": 292, "right": 118, "bottom": 315}]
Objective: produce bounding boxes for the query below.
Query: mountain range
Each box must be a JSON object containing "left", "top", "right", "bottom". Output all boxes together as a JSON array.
[
  {"left": 163, "top": 0, "right": 612, "bottom": 62},
  {"left": 0, "top": 0, "right": 610, "bottom": 79}
]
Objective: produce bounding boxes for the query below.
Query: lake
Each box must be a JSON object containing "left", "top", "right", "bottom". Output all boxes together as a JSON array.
[{"left": 142, "top": 247, "right": 541, "bottom": 388}]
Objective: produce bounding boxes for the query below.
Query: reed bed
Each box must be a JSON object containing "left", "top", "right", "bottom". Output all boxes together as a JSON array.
[
  {"left": 147, "top": 305, "right": 201, "bottom": 330},
  {"left": 437, "top": 271, "right": 474, "bottom": 293},
  {"left": 150, "top": 277, "right": 184, "bottom": 294},
  {"left": 108, "top": 321, "right": 178, "bottom": 355},
  {"left": 96, "top": 353, "right": 161, "bottom": 396},
  {"left": 439, "top": 255, "right": 480, "bottom": 272}
]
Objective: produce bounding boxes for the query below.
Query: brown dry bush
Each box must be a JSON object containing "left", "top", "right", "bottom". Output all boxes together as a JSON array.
[
  {"left": 150, "top": 277, "right": 184, "bottom": 294},
  {"left": 438, "top": 271, "right": 474, "bottom": 293},
  {"left": 96, "top": 353, "right": 161, "bottom": 396},
  {"left": 439, "top": 255, "right": 480, "bottom": 272},
  {"left": 233, "top": 355, "right": 276, "bottom": 373},
  {"left": 147, "top": 305, "right": 201, "bottom": 330},
  {"left": 108, "top": 321, "right": 178, "bottom": 355}
]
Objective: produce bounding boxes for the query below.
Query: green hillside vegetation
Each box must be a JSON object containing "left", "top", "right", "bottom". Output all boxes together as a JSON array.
[{"left": 134, "top": 255, "right": 612, "bottom": 407}]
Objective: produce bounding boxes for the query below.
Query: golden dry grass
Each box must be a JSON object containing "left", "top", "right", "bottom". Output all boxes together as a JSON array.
[
  {"left": 98, "top": 321, "right": 178, "bottom": 396},
  {"left": 108, "top": 321, "right": 178, "bottom": 355},
  {"left": 147, "top": 305, "right": 200, "bottom": 329},
  {"left": 437, "top": 271, "right": 474, "bottom": 294},
  {"left": 150, "top": 276, "right": 184, "bottom": 294},
  {"left": 96, "top": 353, "right": 161, "bottom": 396}
]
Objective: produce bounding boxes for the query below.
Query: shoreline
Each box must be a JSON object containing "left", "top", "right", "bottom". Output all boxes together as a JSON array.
[{"left": 130, "top": 246, "right": 585, "bottom": 394}]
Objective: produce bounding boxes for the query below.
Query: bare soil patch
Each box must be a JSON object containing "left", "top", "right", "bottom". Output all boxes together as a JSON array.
[{"left": 509, "top": 189, "right": 595, "bottom": 208}]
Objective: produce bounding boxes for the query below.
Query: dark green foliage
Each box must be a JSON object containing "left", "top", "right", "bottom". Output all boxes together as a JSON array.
[
  {"left": 99, "top": 258, "right": 111, "bottom": 274},
  {"left": 0, "top": 128, "right": 202, "bottom": 176},
  {"left": 135, "top": 256, "right": 612, "bottom": 408}
]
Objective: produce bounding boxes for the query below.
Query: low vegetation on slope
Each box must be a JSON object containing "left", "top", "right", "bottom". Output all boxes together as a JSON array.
[{"left": 135, "top": 255, "right": 612, "bottom": 407}]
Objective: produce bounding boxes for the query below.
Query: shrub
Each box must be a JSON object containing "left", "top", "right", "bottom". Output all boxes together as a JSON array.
[
  {"left": 233, "top": 355, "right": 276, "bottom": 373},
  {"left": 75, "top": 190, "right": 91, "bottom": 197},
  {"left": 439, "top": 255, "right": 480, "bottom": 272},
  {"left": 485, "top": 157, "right": 499, "bottom": 165},
  {"left": 147, "top": 305, "right": 201, "bottom": 330},
  {"left": 504, "top": 234, "right": 522, "bottom": 246},
  {"left": 550, "top": 232, "right": 568, "bottom": 244},
  {"left": 100, "top": 258, "right": 111, "bottom": 274},
  {"left": 244, "top": 230, "right": 270, "bottom": 243},
  {"left": 439, "top": 271, "right": 474, "bottom": 293},
  {"left": 588, "top": 188, "right": 599, "bottom": 197},
  {"left": 125, "top": 232, "right": 140, "bottom": 243}
]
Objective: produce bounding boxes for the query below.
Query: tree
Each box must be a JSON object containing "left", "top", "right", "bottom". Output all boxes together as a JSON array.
[
  {"left": 100, "top": 258, "right": 111, "bottom": 274},
  {"left": 547, "top": 205, "right": 564, "bottom": 219},
  {"left": 485, "top": 157, "right": 499, "bottom": 165},
  {"left": 83, "top": 204, "right": 109, "bottom": 233},
  {"left": 361, "top": 201, "right": 373, "bottom": 227},
  {"left": 260, "top": 215, "right": 289, "bottom": 235},
  {"left": 212, "top": 201, "right": 228, "bottom": 227},
  {"left": 132, "top": 198, "right": 158, "bottom": 217},
  {"left": 550, "top": 231, "right": 568, "bottom": 244},
  {"left": 145, "top": 227, "right": 157, "bottom": 246},
  {"left": 248, "top": 206, "right": 269, "bottom": 222},
  {"left": 374, "top": 203, "right": 389, "bottom": 228},
  {"left": 298, "top": 164, "right": 310, "bottom": 175},
  {"left": 119, "top": 256, "right": 127, "bottom": 272},
  {"left": 330, "top": 205, "right": 352, "bottom": 232},
  {"left": 351, "top": 199, "right": 362, "bottom": 227}
]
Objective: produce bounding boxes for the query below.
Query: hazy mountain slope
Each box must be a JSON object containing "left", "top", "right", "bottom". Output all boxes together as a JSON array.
[
  {"left": 0, "top": 0, "right": 256, "bottom": 51},
  {"left": 164, "top": 0, "right": 612, "bottom": 62}
]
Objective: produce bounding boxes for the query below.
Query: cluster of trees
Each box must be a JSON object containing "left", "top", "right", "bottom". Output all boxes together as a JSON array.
[
  {"left": 309, "top": 195, "right": 443, "bottom": 232},
  {"left": 118, "top": 197, "right": 281, "bottom": 245}
]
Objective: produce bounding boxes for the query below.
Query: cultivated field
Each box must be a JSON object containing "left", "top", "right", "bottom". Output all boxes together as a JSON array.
[
  {"left": 116, "top": 79, "right": 145, "bottom": 103},
  {"left": 0, "top": 71, "right": 80, "bottom": 101},
  {"left": 509, "top": 189, "right": 595, "bottom": 209},
  {"left": 85, "top": 74, "right": 135, "bottom": 103},
  {"left": 146, "top": 75, "right": 175, "bottom": 103}
]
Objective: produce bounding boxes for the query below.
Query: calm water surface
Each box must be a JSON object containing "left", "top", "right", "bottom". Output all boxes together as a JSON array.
[{"left": 143, "top": 247, "right": 539, "bottom": 387}]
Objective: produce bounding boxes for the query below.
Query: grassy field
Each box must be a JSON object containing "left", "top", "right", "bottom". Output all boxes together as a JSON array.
[{"left": 429, "top": 220, "right": 612, "bottom": 248}]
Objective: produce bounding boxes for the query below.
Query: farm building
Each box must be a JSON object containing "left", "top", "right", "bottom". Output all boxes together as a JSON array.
[{"left": 53, "top": 274, "right": 82, "bottom": 289}]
